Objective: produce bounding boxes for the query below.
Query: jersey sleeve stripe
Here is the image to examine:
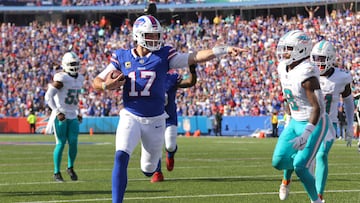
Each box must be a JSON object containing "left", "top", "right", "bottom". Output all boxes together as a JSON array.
[
  {"left": 168, "top": 52, "right": 177, "bottom": 60},
  {"left": 111, "top": 57, "right": 120, "bottom": 65}
]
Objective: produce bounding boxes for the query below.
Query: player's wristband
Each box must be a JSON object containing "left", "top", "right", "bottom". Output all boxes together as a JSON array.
[
  {"left": 102, "top": 82, "right": 107, "bottom": 90},
  {"left": 212, "top": 46, "right": 229, "bottom": 57}
]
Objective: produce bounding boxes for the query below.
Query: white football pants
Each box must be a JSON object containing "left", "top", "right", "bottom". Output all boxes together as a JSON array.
[{"left": 116, "top": 109, "right": 167, "bottom": 173}]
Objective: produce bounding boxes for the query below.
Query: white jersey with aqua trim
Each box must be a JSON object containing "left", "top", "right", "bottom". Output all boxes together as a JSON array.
[
  {"left": 277, "top": 60, "right": 320, "bottom": 121},
  {"left": 53, "top": 72, "right": 84, "bottom": 119},
  {"left": 320, "top": 67, "right": 353, "bottom": 123}
]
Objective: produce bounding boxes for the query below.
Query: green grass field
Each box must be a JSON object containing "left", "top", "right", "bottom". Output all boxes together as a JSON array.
[{"left": 1, "top": 134, "right": 360, "bottom": 203}]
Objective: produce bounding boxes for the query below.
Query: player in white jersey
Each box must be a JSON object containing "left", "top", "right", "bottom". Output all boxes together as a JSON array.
[
  {"left": 45, "top": 52, "right": 84, "bottom": 182},
  {"left": 92, "top": 15, "right": 245, "bottom": 203},
  {"left": 271, "top": 30, "right": 329, "bottom": 203},
  {"left": 310, "top": 40, "right": 354, "bottom": 202}
]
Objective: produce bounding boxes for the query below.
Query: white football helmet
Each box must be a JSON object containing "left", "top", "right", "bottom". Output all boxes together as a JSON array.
[
  {"left": 133, "top": 15, "right": 163, "bottom": 51},
  {"left": 62, "top": 52, "right": 80, "bottom": 76},
  {"left": 310, "top": 40, "right": 336, "bottom": 74},
  {"left": 276, "top": 30, "right": 312, "bottom": 66}
]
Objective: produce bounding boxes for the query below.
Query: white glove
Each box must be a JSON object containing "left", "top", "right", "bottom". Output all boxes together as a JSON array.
[
  {"left": 290, "top": 123, "right": 315, "bottom": 150},
  {"left": 346, "top": 125, "right": 353, "bottom": 147}
]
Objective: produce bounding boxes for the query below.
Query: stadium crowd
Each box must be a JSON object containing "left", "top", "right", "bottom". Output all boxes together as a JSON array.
[
  {"left": 0, "top": 6, "right": 359, "bottom": 118},
  {"left": 2, "top": 0, "right": 189, "bottom": 6}
]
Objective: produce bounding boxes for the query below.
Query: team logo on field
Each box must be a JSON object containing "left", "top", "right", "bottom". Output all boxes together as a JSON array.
[{"left": 125, "top": 62, "right": 131, "bottom": 68}]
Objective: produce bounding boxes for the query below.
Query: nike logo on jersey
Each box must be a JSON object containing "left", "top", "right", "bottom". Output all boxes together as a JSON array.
[{"left": 155, "top": 125, "right": 162, "bottom": 128}]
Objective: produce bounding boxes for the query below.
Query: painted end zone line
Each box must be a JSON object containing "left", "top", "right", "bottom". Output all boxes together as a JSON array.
[{"left": 17, "top": 189, "right": 360, "bottom": 203}]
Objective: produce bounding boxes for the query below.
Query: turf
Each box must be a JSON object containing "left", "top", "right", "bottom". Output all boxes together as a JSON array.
[{"left": 0, "top": 134, "right": 360, "bottom": 203}]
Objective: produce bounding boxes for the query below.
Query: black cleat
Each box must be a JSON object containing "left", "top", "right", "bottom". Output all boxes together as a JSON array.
[
  {"left": 54, "top": 172, "right": 64, "bottom": 182},
  {"left": 66, "top": 167, "right": 78, "bottom": 181}
]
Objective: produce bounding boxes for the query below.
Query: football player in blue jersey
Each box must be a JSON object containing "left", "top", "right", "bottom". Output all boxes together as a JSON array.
[
  {"left": 45, "top": 52, "right": 84, "bottom": 182},
  {"left": 92, "top": 15, "right": 245, "bottom": 203},
  {"left": 151, "top": 64, "right": 198, "bottom": 183}
]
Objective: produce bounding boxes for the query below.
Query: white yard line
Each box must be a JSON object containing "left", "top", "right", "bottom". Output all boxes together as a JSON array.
[
  {"left": 3, "top": 172, "right": 360, "bottom": 186},
  {"left": 16, "top": 189, "right": 360, "bottom": 203}
]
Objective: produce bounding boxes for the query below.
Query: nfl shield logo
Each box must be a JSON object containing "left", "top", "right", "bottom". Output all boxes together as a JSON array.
[{"left": 125, "top": 62, "right": 131, "bottom": 68}]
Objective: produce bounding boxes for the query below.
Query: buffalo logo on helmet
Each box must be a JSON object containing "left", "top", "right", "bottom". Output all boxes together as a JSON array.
[
  {"left": 134, "top": 18, "right": 146, "bottom": 28},
  {"left": 134, "top": 16, "right": 158, "bottom": 28}
]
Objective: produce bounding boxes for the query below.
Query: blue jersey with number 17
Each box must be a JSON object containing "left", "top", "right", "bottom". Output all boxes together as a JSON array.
[{"left": 110, "top": 46, "right": 177, "bottom": 117}]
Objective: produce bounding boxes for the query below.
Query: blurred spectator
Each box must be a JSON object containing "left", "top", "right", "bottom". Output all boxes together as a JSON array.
[
  {"left": 305, "top": 6, "right": 320, "bottom": 20},
  {"left": 214, "top": 110, "right": 222, "bottom": 136},
  {"left": 271, "top": 111, "right": 278, "bottom": 137},
  {"left": 27, "top": 109, "right": 37, "bottom": 134}
]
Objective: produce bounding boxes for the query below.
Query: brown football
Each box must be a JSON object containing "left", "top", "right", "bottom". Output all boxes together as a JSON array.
[{"left": 109, "top": 70, "right": 123, "bottom": 79}]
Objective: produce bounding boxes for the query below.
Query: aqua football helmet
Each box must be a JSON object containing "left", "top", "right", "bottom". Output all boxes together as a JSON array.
[
  {"left": 62, "top": 52, "right": 80, "bottom": 76},
  {"left": 311, "top": 40, "right": 336, "bottom": 74},
  {"left": 276, "top": 30, "right": 312, "bottom": 66}
]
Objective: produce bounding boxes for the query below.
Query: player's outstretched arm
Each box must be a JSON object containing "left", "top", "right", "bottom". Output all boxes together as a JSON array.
[{"left": 188, "top": 46, "right": 246, "bottom": 65}]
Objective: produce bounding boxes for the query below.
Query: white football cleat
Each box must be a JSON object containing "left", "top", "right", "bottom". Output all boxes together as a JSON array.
[
  {"left": 279, "top": 183, "right": 290, "bottom": 200},
  {"left": 311, "top": 198, "right": 323, "bottom": 203}
]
